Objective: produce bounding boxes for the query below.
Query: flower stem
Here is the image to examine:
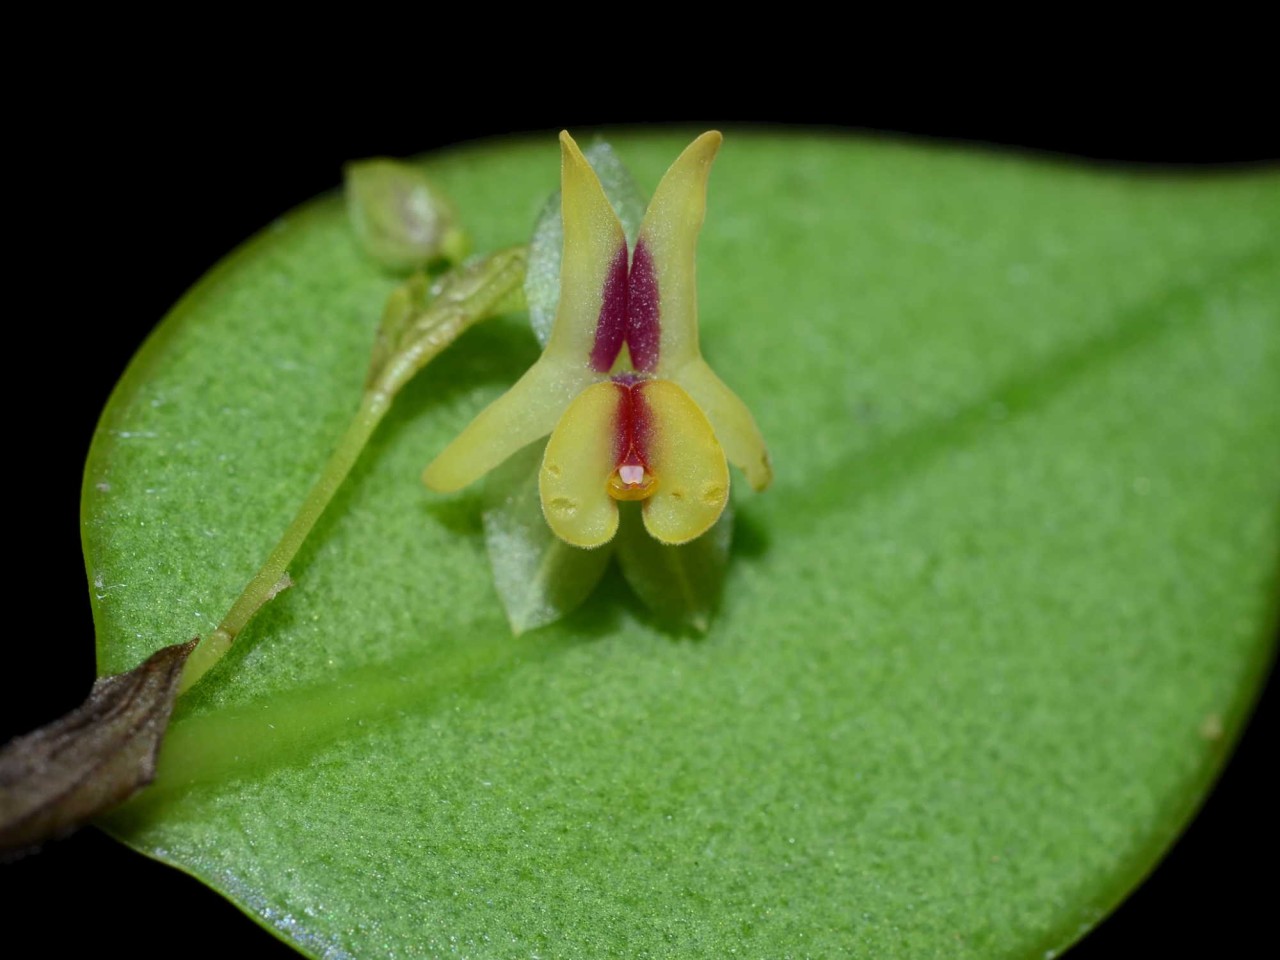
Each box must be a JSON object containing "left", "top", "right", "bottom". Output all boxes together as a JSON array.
[
  {"left": 176, "top": 245, "right": 527, "bottom": 695},
  {"left": 178, "top": 389, "right": 391, "bottom": 693}
]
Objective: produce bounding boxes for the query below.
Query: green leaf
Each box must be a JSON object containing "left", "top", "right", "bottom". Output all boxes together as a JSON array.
[
  {"left": 482, "top": 442, "right": 614, "bottom": 634},
  {"left": 87, "top": 132, "right": 1279, "bottom": 959}
]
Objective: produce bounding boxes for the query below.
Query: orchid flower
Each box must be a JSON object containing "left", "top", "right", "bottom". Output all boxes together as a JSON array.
[{"left": 423, "top": 131, "right": 771, "bottom": 548}]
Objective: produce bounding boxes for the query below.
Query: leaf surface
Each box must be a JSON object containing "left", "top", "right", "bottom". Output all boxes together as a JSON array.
[{"left": 85, "top": 132, "right": 1280, "bottom": 959}]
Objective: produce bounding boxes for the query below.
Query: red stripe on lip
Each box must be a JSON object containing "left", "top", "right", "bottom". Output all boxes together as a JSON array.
[
  {"left": 612, "top": 379, "right": 652, "bottom": 471},
  {"left": 608, "top": 379, "right": 656, "bottom": 501}
]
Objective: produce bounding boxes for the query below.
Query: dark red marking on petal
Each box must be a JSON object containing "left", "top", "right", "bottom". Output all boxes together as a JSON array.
[
  {"left": 626, "top": 239, "right": 660, "bottom": 372},
  {"left": 589, "top": 246, "right": 630, "bottom": 372},
  {"left": 608, "top": 379, "right": 656, "bottom": 500},
  {"left": 611, "top": 379, "right": 653, "bottom": 470}
]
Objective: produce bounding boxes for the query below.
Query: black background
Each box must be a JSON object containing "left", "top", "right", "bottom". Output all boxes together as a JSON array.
[{"left": 3, "top": 75, "right": 1276, "bottom": 959}]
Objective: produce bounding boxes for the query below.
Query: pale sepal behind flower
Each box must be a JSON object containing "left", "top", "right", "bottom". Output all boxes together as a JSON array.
[
  {"left": 482, "top": 443, "right": 615, "bottom": 635},
  {"left": 614, "top": 500, "right": 733, "bottom": 634}
]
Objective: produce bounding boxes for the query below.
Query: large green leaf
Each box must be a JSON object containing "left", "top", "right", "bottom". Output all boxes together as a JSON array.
[{"left": 85, "top": 132, "right": 1279, "bottom": 959}]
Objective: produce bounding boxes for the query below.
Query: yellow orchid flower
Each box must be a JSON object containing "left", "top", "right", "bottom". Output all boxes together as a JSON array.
[{"left": 423, "top": 131, "right": 771, "bottom": 548}]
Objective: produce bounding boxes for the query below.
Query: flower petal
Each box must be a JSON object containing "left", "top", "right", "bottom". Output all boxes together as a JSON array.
[
  {"left": 672, "top": 359, "right": 773, "bottom": 491},
  {"left": 539, "top": 381, "right": 622, "bottom": 548},
  {"left": 423, "top": 132, "right": 628, "bottom": 494},
  {"left": 639, "top": 379, "right": 730, "bottom": 545},
  {"left": 630, "top": 131, "right": 723, "bottom": 375},
  {"left": 422, "top": 359, "right": 592, "bottom": 492},
  {"left": 552, "top": 131, "right": 630, "bottom": 373}
]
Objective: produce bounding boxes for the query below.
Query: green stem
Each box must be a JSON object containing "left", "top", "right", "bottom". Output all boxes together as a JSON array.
[
  {"left": 178, "top": 389, "right": 391, "bottom": 693},
  {"left": 175, "top": 246, "right": 527, "bottom": 695}
]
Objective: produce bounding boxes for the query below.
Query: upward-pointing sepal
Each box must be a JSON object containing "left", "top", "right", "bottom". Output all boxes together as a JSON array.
[
  {"left": 635, "top": 131, "right": 723, "bottom": 376},
  {"left": 553, "top": 132, "right": 630, "bottom": 373}
]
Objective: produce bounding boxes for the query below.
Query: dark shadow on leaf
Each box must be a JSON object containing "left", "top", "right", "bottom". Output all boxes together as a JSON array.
[
  {"left": 633, "top": 612, "right": 717, "bottom": 642},
  {"left": 423, "top": 491, "right": 485, "bottom": 537},
  {"left": 386, "top": 315, "right": 540, "bottom": 434},
  {"left": 729, "top": 504, "right": 771, "bottom": 561},
  {"left": 555, "top": 563, "right": 629, "bottom": 639}
]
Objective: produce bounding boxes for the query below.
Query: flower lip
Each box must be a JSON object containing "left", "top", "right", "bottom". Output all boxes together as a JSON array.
[{"left": 608, "top": 379, "right": 655, "bottom": 502}]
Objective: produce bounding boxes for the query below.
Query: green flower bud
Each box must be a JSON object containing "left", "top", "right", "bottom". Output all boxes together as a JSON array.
[{"left": 344, "top": 159, "right": 469, "bottom": 271}]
